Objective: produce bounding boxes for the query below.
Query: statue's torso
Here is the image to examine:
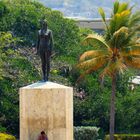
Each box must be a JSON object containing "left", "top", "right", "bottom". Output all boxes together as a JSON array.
[{"left": 38, "top": 29, "right": 51, "bottom": 52}]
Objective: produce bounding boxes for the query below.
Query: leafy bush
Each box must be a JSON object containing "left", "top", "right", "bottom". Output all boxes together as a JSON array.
[
  {"left": 74, "top": 126, "right": 99, "bottom": 140},
  {"left": 0, "top": 1, "right": 8, "bottom": 16},
  {"left": 105, "top": 134, "right": 140, "bottom": 140},
  {"left": 0, "top": 32, "right": 39, "bottom": 136},
  {"left": 0, "top": 133, "right": 16, "bottom": 140}
]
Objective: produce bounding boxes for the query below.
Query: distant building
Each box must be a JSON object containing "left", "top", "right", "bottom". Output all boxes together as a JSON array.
[
  {"left": 131, "top": 76, "right": 140, "bottom": 85},
  {"left": 74, "top": 18, "right": 110, "bottom": 34},
  {"left": 129, "top": 76, "right": 140, "bottom": 90}
]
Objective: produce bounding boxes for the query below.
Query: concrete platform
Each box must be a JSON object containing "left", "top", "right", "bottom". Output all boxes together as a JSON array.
[{"left": 19, "top": 82, "right": 73, "bottom": 140}]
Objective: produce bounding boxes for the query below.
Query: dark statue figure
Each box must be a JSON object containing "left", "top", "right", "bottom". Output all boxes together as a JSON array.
[{"left": 36, "top": 20, "right": 54, "bottom": 82}]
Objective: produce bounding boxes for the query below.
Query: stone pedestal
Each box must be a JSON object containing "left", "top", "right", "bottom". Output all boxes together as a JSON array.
[{"left": 19, "top": 82, "right": 73, "bottom": 140}]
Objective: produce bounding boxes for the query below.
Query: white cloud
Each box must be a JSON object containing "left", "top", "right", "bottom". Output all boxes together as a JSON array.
[{"left": 39, "top": 0, "right": 140, "bottom": 19}]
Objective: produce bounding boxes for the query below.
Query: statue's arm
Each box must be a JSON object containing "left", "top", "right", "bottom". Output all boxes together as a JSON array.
[
  {"left": 36, "top": 31, "right": 40, "bottom": 53},
  {"left": 50, "top": 30, "right": 54, "bottom": 52}
]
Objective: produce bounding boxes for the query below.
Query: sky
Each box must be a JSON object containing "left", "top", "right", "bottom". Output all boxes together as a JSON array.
[{"left": 39, "top": 0, "right": 140, "bottom": 19}]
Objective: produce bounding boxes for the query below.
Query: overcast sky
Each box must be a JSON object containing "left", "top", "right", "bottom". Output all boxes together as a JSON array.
[{"left": 39, "top": 0, "right": 140, "bottom": 19}]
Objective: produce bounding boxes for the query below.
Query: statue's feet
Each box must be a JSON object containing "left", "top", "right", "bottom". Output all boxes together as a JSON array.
[{"left": 41, "top": 76, "right": 48, "bottom": 82}]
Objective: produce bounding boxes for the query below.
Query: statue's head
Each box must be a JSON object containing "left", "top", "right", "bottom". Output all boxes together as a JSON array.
[{"left": 40, "top": 19, "right": 48, "bottom": 30}]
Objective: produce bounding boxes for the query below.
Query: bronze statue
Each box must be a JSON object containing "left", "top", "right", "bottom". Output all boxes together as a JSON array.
[{"left": 36, "top": 20, "right": 54, "bottom": 82}]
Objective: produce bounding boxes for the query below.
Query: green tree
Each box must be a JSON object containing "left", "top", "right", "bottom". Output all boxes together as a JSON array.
[{"left": 78, "top": 1, "right": 140, "bottom": 140}]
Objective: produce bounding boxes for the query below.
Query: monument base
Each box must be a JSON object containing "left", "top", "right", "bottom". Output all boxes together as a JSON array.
[{"left": 20, "top": 82, "right": 73, "bottom": 140}]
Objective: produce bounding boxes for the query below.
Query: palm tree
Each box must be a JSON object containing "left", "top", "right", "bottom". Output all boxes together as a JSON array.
[{"left": 78, "top": 1, "right": 140, "bottom": 140}]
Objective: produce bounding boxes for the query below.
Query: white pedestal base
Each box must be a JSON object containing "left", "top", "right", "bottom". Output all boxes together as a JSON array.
[{"left": 19, "top": 82, "right": 73, "bottom": 140}]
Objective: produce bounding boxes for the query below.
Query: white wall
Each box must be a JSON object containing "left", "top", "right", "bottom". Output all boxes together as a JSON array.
[{"left": 75, "top": 18, "right": 110, "bottom": 29}]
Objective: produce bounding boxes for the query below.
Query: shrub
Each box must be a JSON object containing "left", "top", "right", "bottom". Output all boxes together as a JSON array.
[
  {"left": 0, "top": 133, "right": 16, "bottom": 140},
  {"left": 74, "top": 126, "right": 99, "bottom": 140},
  {"left": 0, "top": 32, "right": 40, "bottom": 136},
  {"left": 105, "top": 134, "right": 140, "bottom": 140}
]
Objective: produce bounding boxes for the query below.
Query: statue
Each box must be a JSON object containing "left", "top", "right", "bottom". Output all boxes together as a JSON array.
[{"left": 36, "top": 19, "right": 54, "bottom": 82}]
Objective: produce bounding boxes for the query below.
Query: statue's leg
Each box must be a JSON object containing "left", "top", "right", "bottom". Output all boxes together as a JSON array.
[
  {"left": 40, "top": 52, "right": 47, "bottom": 81},
  {"left": 45, "top": 51, "right": 51, "bottom": 80}
]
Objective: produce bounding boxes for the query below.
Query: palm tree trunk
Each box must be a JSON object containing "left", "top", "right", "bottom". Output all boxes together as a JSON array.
[{"left": 109, "top": 76, "right": 116, "bottom": 140}]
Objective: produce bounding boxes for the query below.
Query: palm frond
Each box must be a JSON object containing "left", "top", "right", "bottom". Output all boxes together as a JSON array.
[
  {"left": 98, "top": 7, "right": 106, "bottom": 22},
  {"left": 79, "top": 50, "right": 111, "bottom": 62},
  {"left": 121, "top": 44, "right": 140, "bottom": 56},
  {"left": 82, "top": 34, "right": 110, "bottom": 49},
  {"left": 124, "top": 56, "right": 140, "bottom": 69},
  {"left": 116, "top": 10, "right": 130, "bottom": 17},
  {"left": 113, "top": 0, "right": 119, "bottom": 14},
  {"left": 128, "top": 11, "right": 140, "bottom": 28},
  {"left": 100, "top": 61, "right": 114, "bottom": 78},
  {"left": 136, "top": 38, "right": 140, "bottom": 43},
  {"left": 111, "top": 27, "right": 129, "bottom": 49},
  {"left": 129, "top": 25, "right": 140, "bottom": 37},
  {"left": 100, "top": 58, "right": 127, "bottom": 78},
  {"left": 77, "top": 58, "right": 107, "bottom": 82},
  {"left": 78, "top": 56, "right": 108, "bottom": 70},
  {"left": 98, "top": 7, "right": 109, "bottom": 31},
  {"left": 109, "top": 10, "right": 130, "bottom": 35},
  {"left": 117, "top": 2, "right": 129, "bottom": 13}
]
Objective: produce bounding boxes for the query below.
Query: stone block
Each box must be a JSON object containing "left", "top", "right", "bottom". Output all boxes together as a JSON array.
[{"left": 19, "top": 82, "right": 73, "bottom": 140}]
